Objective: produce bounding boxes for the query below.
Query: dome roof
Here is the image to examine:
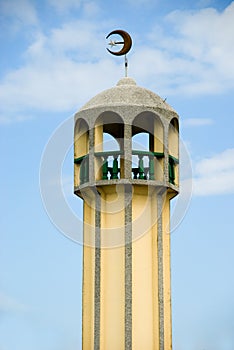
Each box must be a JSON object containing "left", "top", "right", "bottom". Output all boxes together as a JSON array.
[{"left": 79, "top": 77, "right": 176, "bottom": 114}]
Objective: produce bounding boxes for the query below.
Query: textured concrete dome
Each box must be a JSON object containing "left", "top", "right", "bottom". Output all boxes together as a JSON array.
[{"left": 79, "top": 77, "right": 176, "bottom": 113}]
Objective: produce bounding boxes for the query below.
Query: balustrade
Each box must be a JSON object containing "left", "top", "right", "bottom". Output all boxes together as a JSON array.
[
  {"left": 74, "top": 151, "right": 179, "bottom": 185},
  {"left": 132, "top": 150, "right": 164, "bottom": 180},
  {"left": 74, "top": 155, "right": 89, "bottom": 185},
  {"left": 168, "top": 155, "right": 179, "bottom": 185},
  {"left": 95, "top": 151, "right": 123, "bottom": 180}
]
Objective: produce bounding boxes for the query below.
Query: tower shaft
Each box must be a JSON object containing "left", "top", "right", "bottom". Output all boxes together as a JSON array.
[
  {"left": 81, "top": 185, "right": 174, "bottom": 350},
  {"left": 74, "top": 77, "right": 179, "bottom": 350}
]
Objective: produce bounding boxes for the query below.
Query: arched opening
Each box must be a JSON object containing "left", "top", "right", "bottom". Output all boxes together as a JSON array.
[
  {"left": 74, "top": 118, "right": 89, "bottom": 158},
  {"left": 103, "top": 132, "right": 120, "bottom": 152},
  {"left": 74, "top": 118, "right": 89, "bottom": 186},
  {"left": 132, "top": 132, "right": 149, "bottom": 151},
  {"left": 132, "top": 132, "right": 150, "bottom": 178},
  {"left": 132, "top": 112, "right": 164, "bottom": 180},
  {"left": 94, "top": 112, "right": 124, "bottom": 180},
  {"left": 168, "top": 118, "right": 179, "bottom": 185},
  {"left": 101, "top": 132, "right": 120, "bottom": 180}
]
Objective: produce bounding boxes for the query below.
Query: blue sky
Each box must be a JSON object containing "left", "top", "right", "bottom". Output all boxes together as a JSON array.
[{"left": 1, "top": 0, "right": 234, "bottom": 349}]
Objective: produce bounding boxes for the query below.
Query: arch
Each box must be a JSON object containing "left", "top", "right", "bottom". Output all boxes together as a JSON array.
[
  {"left": 74, "top": 118, "right": 89, "bottom": 186},
  {"left": 131, "top": 112, "right": 164, "bottom": 181},
  {"left": 132, "top": 112, "right": 164, "bottom": 153},
  {"left": 94, "top": 112, "right": 124, "bottom": 180},
  {"left": 168, "top": 117, "right": 179, "bottom": 159},
  {"left": 103, "top": 132, "right": 120, "bottom": 152},
  {"left": 95, "top": 111, "right": 124, "bottom": 151},
  {"left": 132, "top": 132, "right": 149, "bottom": 151},
  {"left": 74, "top": 118, "right": 89, "bottom": 158},
  {"left": 168, "top": 117, "right": 179, "bottom": 185}
]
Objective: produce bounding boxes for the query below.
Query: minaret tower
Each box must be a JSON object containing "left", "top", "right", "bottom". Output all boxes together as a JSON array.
[{"left": 74, "top": 33, "right": 179, "bottom": 350}]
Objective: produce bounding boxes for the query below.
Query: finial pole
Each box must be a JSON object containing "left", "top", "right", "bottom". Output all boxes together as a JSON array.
[
  {"left": 125, "top": 55, "right": 128, "bottom": 77},
  {"left": 106, "top": 30, "right": 132, "bottom": 77}
]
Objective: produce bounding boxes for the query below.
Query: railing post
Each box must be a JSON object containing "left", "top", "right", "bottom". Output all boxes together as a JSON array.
[
  {"left": 169, "top": 156, "right": 175, "bottom": 184},
  {"left": 84, "top": 155, "right": 89, "bottom": 183},
  {"left": 80, "top": 158, "right": 85, "bottom": 184},
  {"left": 138, "top": 155, "right": 145, "bottom": 179},
  {"left": 149, "top": 155, "right": 155, "bottom": 180},
  {"left": 102, "top": 156, "right": 108, "bottom": 180},
  {"left": 132, "top": 168, "right": 138, "bottom": 179},
  {"left": 112, "top": 156, "right": 119, "bottom": 179}
]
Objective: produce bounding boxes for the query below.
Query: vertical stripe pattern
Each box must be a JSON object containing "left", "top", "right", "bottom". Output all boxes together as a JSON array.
[
  {"left": 94, "top": 193, "right": 101, "bottom": 350},
  {"left": 157, "top": 194, "right": 164, "bottom": 350},
  {"left": 125, "top": 185, "right": 132, "bottom": 350}
]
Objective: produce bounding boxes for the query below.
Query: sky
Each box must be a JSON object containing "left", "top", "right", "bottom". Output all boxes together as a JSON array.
[{"left": 1, "top": 0, "right": 234, "bottom": 349}]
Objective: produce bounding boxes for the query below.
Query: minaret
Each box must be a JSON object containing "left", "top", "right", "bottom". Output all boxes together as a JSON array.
[{"left": 74, "top": 76, "right": 179, "bottom": 349}]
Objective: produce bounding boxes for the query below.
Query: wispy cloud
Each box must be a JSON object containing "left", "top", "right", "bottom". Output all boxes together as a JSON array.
[
  {"left": 48, "top": 0, "right": 81, "bottom": 13},
  {"left": 0, "top": 0, "right": 38, "bottom": 29},
  {"left": 0, "top": 3, "right": 234, "bottom": 123},
  {"left": 0, "top": 19, "right": 120, "bottom": 123},
  {"left": 127, "top": 0, "right": 155, "bottom": 5},
  {"left": 183, "top": 118, "right": 213, "bottom": 127},
  {"left": 134, "top": 2, "right": 234, "bottom": 95},
  {"left": 48, "top": 0, "right": 100, "bottom": 17},
  {"left": 193, "top": 148, "right": 234, "bottom": 196}
]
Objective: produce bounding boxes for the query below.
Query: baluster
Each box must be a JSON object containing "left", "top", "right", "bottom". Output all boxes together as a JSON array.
[
  {"left": 138, "top": 155, "right": 145, "bottom": 179},
  {"left": 84, "top": 156, "right": 89, "bottom": 183},
  {"left": 80, "top": 158, "right": 85, "bottom": 184},
  {"left": 149, "top": 155, "right": 155, "bottom": 180},
  {"left": 102, "top": 156, "right": 108, "bottom": 180},
  {"left": 169, "top": 156, "right": 175, "bottom": 184},
  {"left": 132, "top": 168, "right": 138, "bottom": 179},
  {"left": 112, "top": 156, "right": 119, "bottom": 179}
]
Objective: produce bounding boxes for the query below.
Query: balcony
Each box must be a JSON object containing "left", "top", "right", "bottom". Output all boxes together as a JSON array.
[
  {"left": 94, "top": 150, "right": 164, "bottom": 181},
  {"left": 132, "top": 151, "right": 164, "bottom": 180},
  {"left": 95, "top": 151, "right": 123, "bottom": 180},
  {"left": 75, "top": 152, "right": 179, "bottom": 187},
  {"left": 74, "top": 155, "right": 89, "bottom": 185},
  {"left": 168, "top": 155, "right": 179, "bottom": 185}
]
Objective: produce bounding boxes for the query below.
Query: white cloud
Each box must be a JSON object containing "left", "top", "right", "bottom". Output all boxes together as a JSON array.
[
  {"left": 48, "top": 0, "right": 100, "bottom": 17},
  {"left": 0, "top": 0, "right": 38, "bottom": 27},
  {"left": 127, "top": 0, "right": 155, "bottom": 5},
  {"left": 1, "top": 3, "right": 234, "bottom": 123},
  {"left": 0, "top": 113, "right": 34, "bottom": 125},
  {"left": 82, "top": 2, "right": 100, "bottom": 17},
  {"left": 183, "top": 118, "right": 213, "bottom": 127},
  {"left": 193, "top": 148, "right": 234, "bottom": 196},
  {"left": 0, "top": 57, "right": 120, "bottom": 114},
  {"left": 135, "top": 2, "right": 234, "bottom": 95},
  {"left": 0, "top": 20, "right": 121, "bottom": 123},
  {"left": 48, "top": 0, "right": 82, "bottom": 13},
  {"left": 48, "top": 0, "right": 100, "bottom": 15}
]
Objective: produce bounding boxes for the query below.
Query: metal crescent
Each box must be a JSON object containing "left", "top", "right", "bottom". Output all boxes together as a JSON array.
[{"left": 106, "top": 30, "right": 132, "bottom": 56}]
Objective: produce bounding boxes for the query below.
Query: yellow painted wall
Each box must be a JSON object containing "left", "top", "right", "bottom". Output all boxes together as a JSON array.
[
  {"left": 74, "top": 119, "right": 89, "bottom": 187},
  {"left": 132, "top": 188, "right": 159, "bottom": 350},
  {"left": 83, "top": 200, "right": 95, "bottom": 350},
  {"left": 162, "top": 193, "right": 172, "bottom": 350},
  {"left": 100, "top": 187, "right": 125, "bottom": 350},
  {"left": 168, "top": 120, "right": 179, "bottom": 186},
  {"left": 82, "top": 186, "right": 175, "bottom": 350},
  {"left": 94, "top": 124, "right": 103, "bottom": 180}
]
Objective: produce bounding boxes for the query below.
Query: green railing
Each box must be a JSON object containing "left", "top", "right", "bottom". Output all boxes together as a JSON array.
[
  {"left": 95, "top": 151, "right": 123, "bottom": 180},
  {"left": 132, "top": 151, "right": 164, "bottom": 180},
  {"left": 168, "top": 155, "right": 179, "bottom": 185},
  {"left": 74, "top": 152, "right": 178, "bottom": 185},
  {"left": 74, "top": 155, "right": 89, "bottom": 184}
]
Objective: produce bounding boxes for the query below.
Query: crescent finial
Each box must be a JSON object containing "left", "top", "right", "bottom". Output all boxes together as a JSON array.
[{"left": 106, "top": 30, "right": 132, "bottom": 56}]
